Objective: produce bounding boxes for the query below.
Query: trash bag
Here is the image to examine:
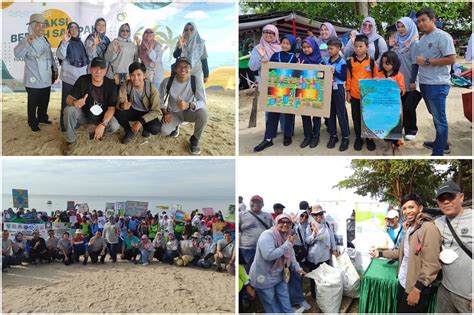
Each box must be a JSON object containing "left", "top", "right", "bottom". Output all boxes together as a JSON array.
[
  {"left": 332, "top": 253, "right": 360, "bottom": 298},
  {"left": 306, "top": 263, "right": 343, "bottom": 313}
]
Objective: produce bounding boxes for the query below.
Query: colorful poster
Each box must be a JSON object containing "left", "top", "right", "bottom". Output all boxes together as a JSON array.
[
  {"left": 175, "top": 210, "right": 186, "bottom": 222},
  {"left": 115, "top": 202, "right": 126, "bottom": 217},
  {"left": 45, "top": 222, "right": 71, "bottom": 237},
  {"left": 2, "top": 2, "right": 235, "bottom": 92},
  {"left": 125, "top": 201, "right": 148, "bottom": 217},
  {"left": 360, "top": 79, "right": 402, "bottom": 140},
  {"left": 105, "top": 203, "right": 115, "bottom": 217},
  {"left": 12, "top": 189, "right": 28, "bottom": 208},
  {"left": 67, "top": 201, "right": 75, "bottom": 210},
  {"left": 202, "top": 207, "right": 215, "bottom": 216},
  {"left": 77, "top": 203, "right": 89, "bottom": 213},
  {"left": 4, "top": 222, "right": 47, "bottom": 240},
  {"left": 170, "top": 204, "right": 182, "bottom": 218},
  {"left": 228, "top": 204, "right": 235, "bottom": 214},
  {"left": 258, "top": 62, "right": 333, "bottom": 117},
  {"left": 212, "top": 222, "right": 227, "bottom": 241}
]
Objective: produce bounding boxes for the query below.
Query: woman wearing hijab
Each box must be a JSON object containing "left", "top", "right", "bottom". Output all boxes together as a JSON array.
[
  {"left": 14, "top": 13, "right": 58, "bottom": 132},
  {"left": 391, "top": 17, "right": 421, "bottom": 141},
  {"left": 248, "top": 24, "right": 281, "bottom": 75},
  {"left": 12, "top": 232, "right": 28, "bottom": 264},
  {"left": 104, "top": 23, "right": 138, "bottom": 85},
  {"left": 138, "top": 28, "right": 164, "bottom": 88},
  {"left": 57, "top": 22, "right": 89, "bottom": 132},
  {"left": 316, "top": 22, "right": 341, "bottom": 59},
  {"left": 84, "top": 18, "right": 111, "bottom": 61},
  {"left": 173, "top": 22, "right": 209, "bottom": 82},
  {"left": 344, "top": 16, "right": 388, "bottom": 63},
  {"left": 249, "top": 214, "right": 305, "bottom": 313}
]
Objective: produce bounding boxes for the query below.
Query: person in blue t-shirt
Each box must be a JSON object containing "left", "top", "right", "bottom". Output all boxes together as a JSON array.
[{"left": 121, "top": 229, "right": 140, "bottom": 263}]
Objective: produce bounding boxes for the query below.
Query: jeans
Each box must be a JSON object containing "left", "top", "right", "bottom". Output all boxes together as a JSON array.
[
  {"left": 239, "top": 248, "right": 256, "bottom": 273},
  {"left": 139, "top": 249, "right": 151, "bottom": 264},
  {"left": 264, "top": 112, "right": 295, "bottom": 140},
  {"left": 328, "top": 85, "right": 350, "bottom": 138},
  {"left": 419, "top": 84, "right": 450, "bottom": 155},
  {"left": 288, "top": 268, "right": 305, "bottom": 306},
  {"left": 106, "top": 242, "right": 118, "bottom": 262},
  {"left": 256, "top": 281, "right": 294, "bottom": 313},
  {"left": 162, "top": 250, "right": 179, "bottom": 264}
]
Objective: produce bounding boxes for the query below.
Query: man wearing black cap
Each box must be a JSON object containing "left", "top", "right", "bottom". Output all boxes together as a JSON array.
[
  {"left": 272, "top": 203, "right": 285, "bottom": 219},
  {"left": 115, "top": 61, "right": 162, "bottom": 144},
  {"left": 159, "top": 57, "right": 208, "bottom": 155},
  {"left": 434, "top": 181, "right": 472, "bottom": 313},
  {"left": 62, "top": 56, "right": 120, "bottom": 155}
]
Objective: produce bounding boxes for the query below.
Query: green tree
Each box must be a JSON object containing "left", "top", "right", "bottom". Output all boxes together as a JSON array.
[
  {"left": 334, "top": 160, "right": 472, "bottom": 207},
  {"left": 156, "top": 26, "right": 180, "bottom": 62}
]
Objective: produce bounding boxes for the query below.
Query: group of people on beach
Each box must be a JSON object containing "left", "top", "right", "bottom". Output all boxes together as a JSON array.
[
  {"left": 238, "top": 181, "right": 471, "bottom": 313},
  {"left": 246, "top": 8, "right": 456, "bottom": 156},
  {"left": 14, "top": 13, "right": 210, "bottom": 155},
  {"left": 2, "top": 208, "right": 235, "bottom": 273}
]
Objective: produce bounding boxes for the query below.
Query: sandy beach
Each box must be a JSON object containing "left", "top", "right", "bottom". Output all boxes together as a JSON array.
[
  {"left": 2, "top": 261, "right": 235, "bottom": 313},
  {"left": 2, "top": 89, "right": 235, "bottom": 156},
  {"left": 239, "top": 59, "right": 472, "bottom": 156}
]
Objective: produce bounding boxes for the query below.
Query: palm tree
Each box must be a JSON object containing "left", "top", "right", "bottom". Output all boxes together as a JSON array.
[{"left": 156, "top": 26, "right": 179, "bottom": 61}]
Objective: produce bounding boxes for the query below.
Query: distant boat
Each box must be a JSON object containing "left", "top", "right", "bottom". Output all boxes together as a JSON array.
[{"left": 46, "top": 200, "right": 52, "bottom": 205}]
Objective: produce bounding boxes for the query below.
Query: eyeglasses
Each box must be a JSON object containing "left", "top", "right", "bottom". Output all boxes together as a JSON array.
[
  {"left": 363, "top": 23, "right": 373, "bottom": 28},
  {"left": 263, "top": 31, "right": 275, "bottom": 35},
  {"left": 121, "top": 29, "right": 130, "bottom": 33},
  {"left": 278, "top": 220, "right": 292, "bottom": 225},
  {"left": 437, "top": 193, "right": 457, "bottom": 203}
]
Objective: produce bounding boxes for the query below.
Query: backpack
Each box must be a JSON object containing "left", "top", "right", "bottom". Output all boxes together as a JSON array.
[
  {"left": 126, "top": 80, "right": 153, "bottom": 102},
  {"left": 163, "top": 74, "right": 197, "bottom": 105},
  {"left": 347, "top": 54, "right": 375, "bottom": 79}
]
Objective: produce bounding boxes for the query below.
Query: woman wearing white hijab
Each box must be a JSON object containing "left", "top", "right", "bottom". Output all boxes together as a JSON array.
[
  {"left": 173, "top": 22, "right": 209, "bottom": 83},
  {"left": 14, "top": 13, "right": 58, "bottom": 132},
  {"left": 392, "top": 17, "right": 422, "bottom": 140},
  {"left": 104, "top": 23, "right": 138, "bottom": 85},
  {"left": 344, "top": 16, "right": 388, "bottom": 63}
]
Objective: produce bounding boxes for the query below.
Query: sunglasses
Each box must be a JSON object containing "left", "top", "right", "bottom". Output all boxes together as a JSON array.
[
  {"left": 184, "top": 28, "right": 194, "bottom": 32},
  {"left": 363, "top": 23, "right": 373, "bottom": 28},
  {"left": 121, "top": 29, "right": 130, "bottom": 33},
  {"left": 437, "top": 193, "right": 457, "bottom": 203},
  {"left": 278, "top": 220, "right": 292, "bottom": 225},
  {"left": 263, "top": 31, "right": 275, "bottom": 35}
]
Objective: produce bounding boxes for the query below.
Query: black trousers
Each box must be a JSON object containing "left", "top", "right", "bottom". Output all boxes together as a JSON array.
[
  {"left": 153, "top": 247, "right": 165, "bottom": 261},
  {"left": 114, "top": 108, "right": 161, "bottom": 134},
  {"left": 264, "top": 112, "right": 295, "bottom": 140},
  {"left": 25, "top": 86, "right": 51, "bottom": 128},
  {"left": 306, "top": 259, "right": 330, "bottom": 298},
  {"left": 397, "top": 283, "right": 432, "bottom": 313},
  {"left": 401, "top": 91, "right": 421, "bottom": 136},
  {"left": 350, "top": 98, "right": 362, "bottom": 138},
  {"left": 123, "top": 247, "right": 139, "bottom": 260},
  {"left": 87, "top": 249, "right": 106, "bottom": 263}
]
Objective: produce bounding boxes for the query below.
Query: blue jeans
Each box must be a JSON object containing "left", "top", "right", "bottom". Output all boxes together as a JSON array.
[
  {"left": 140, "top": 250, "right": 150, "bottom": 264},
  {"left": 256, "top": 281, "right": 294, "bottom": 313},
  {"left": 419, "top": 84, "right": 450, "bottom": 156},
  {"left": 106, "top": 242, "right": 118, "bottom": 262},
  {"left": 288, "top": 269, "right": 305, "bottom": 306},
  {"left": 239, "top": 248, "right": 256, "bottom": 273}
]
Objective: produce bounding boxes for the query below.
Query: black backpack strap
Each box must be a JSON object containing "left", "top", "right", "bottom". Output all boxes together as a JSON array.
[
  {"left": 374, "top": 38, "right": 380, "bottom": 62},
  {"left": 296, "top": 226, "right": 305, "bottom": 247},
  {"left": 346, "top": 57, "right": 353, "bottom": 78},
  {"left": 164, "top": 75, "right": 175, "bottom": 105},
  {"left": 248, "top": 211, "right": 270, "bottom": 230},
  {"left": 446, "top": 217, "right": 473, "bottom": 259},
  {"left": 190, "top": 75, "right": 196, "bottom": 95},
  {"left": 370, "top": 57, "right": 375, "bottom": 78},
  {"left": 393, "top": 227, "right": 403, "bottom": 247},
  {"left": 126, "top": 80, "right": 132, "bottom": 101}
]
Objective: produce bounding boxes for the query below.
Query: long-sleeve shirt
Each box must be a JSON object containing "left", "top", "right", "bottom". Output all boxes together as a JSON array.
[
  {"left": 305, "top": 221, "right": 337, "bottom": 264},
  {"left": 104, "top": 39, "right": 138, "bottom": 79},
  {"left": 166, "top": 239, "right": 178, "bottom": 251},
  {"left": 159, "top": 76, "right": 206, "bottom": 112},
  {"left": 249, "top": 229, "right": 301, "bottom": 289},
  {"left": 140, "top": 44, "right": 164, "bottom": 85},
  {"left": 248, "top": 47, "right": 263, "bottom": 73},
  {"left": 56, "top": 41, "right": 88, "bottom": 85},
  {"left": 14, "top": 37, "right": 57, "bottom": 88},
  {"left": 239, "top": 210, "right": 274, "bottom": 249}
]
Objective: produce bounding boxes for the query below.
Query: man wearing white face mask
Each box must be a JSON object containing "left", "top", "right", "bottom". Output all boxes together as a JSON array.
[{"left": 434, "top": 181, "right": 472, "bottom": 313}]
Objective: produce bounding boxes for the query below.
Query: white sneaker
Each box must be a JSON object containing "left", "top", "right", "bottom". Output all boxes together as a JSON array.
[
  {"left": 300, "top": 300, "right": 311, "bottom": 311},
  {"left": 404, "top": 134, "right": 416, "bottom": 141},
  {"left": 142, "top": 262, "right": 149, "bottom": 266},
  {"left": 293, "top": 306, "right": 305, "bottom": 313}
]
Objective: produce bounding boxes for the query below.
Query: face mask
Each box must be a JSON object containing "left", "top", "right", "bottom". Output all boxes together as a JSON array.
[
  {"left": 90, "top": 103, "right": 103, "bottom": 116},
  {"left": 439, "top": 247, "right": 459, "bottom": 264}
]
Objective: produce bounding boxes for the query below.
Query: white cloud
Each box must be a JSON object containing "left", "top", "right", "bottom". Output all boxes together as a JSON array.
[{"left": 184, "top": 10, "right": 209, "bottom": 19}]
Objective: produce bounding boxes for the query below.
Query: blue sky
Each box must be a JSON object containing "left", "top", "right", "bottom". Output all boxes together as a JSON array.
[{"left": 2, "top": 159, "right": 235, "bottom": 197}]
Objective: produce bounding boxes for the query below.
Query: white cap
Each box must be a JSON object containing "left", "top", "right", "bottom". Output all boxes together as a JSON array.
[{"left": 385, "top": 210, "right": 399, "bottom": 219}]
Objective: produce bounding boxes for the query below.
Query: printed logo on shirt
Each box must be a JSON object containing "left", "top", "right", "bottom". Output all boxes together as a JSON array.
[
  {"left": 29, "top": 77, "right": 37, "bottom": 83},
  {"left": 365, "top": 66, "right": 371, "bottom": 72}
]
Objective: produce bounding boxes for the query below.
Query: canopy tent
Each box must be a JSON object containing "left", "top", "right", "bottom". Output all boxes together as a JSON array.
[{"left": 239, "top": 11, "right": 354, "bottom": 46}]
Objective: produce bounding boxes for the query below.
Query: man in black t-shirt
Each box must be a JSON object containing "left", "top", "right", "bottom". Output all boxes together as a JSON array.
[{"left": 62, "top": 57, "right": 120, "bottom": 155}]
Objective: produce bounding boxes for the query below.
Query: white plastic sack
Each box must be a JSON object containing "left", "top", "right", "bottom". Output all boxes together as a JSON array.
[
  {"left": 332, "top": 253, "right": 360, "bottom": 298},
  {"left": 305, "top": 263, "right": 343, "bottom": 313}
]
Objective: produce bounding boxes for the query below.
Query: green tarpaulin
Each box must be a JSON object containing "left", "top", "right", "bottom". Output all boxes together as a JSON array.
[{"left": 359, "top": 258, "right": 438, "bottom": 313}]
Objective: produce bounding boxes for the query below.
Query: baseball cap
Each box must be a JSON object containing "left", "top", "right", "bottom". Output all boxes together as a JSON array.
[
  {"left": 175, "top": 57, "right": 192, "bottom": 68},
  {"left": 90, "top": 56, "right": 107, "bottom": 68},
  {"left": 436, "top": 181, "right": 461, "bottom": 198},
  {"left": 250, "top": 195, "right": 263, "bottom": 202},
  {"left": 273, "top": 203, "right": 285, "bottom": 210},
  {"left": 299, "top": 201, "right": 309, "bottom": 210},
  {"left": 385, "top": 210, "right": 399, "bottom": 219}
]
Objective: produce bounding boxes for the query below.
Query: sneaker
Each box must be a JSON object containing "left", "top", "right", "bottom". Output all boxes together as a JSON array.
[
  {"left": 170, "top": 126, "right": 180, "bottom": 138},
  {"left": 300, "top": 300, "right": 311, "bottom": 311},
  {"left": 142, "top": 130, "right": 151, "bottom": 138},
  {"left": 366, "top": 139, "right": 376, "bottom": 151},
  {"left": 39, "top": 120, "right": 52, "bottom": 125},
  {"left": 254, "top": 140, "right": 273, "bottom": 152},
  {"left": 293, "top": 307, "right": 305, "bottom": 313},
  {"left": 354, "top": 137, "right": 363, "bottom": 151},
  {"left": 122, "top": 131, "right": 135, "bottom": 144},
  {"left": 423, "top": 141, "right": 451, "bottom": 154},
  {"left": 300, "top": 137, "right": 311, "bottom": 148},
  {"left": 309, "top": 136, "right": 319, "bottom": 148},
  {"left": 61, "top": 127, "right": 66, "bottom": 133},
  {"left": 62, "top": 141, "right": 76, "bottom": 156},
  {"left": 189, "top": 136, "right": 201, "bottom": 155},
  {"left": 142, "top": 262, "right": 149, "bottom": 266},
  {"left": 339, "top": 138, "right": 349, "bottom": 152},
  {"left": 404, "top": 134, "right": 416, "bottom": 141},
  {"left": 31, "top": 125, "right": 40, "bottom": 132},
  {"left": 283, "top": 136, "right": 292, "bottom": 146},
  {"left": 327, "top": 136, "right": 338, "bottom": 148}
]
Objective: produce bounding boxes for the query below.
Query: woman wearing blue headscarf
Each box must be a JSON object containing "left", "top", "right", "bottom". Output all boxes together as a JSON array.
[
  {"left": 254, "top": 34, "right": 298, "bottom": 152},
  {"left": 57, "top": 22, "right": 89, "bottom": 132},
  {"left": 392, "top": 17, "right": 421, "bottom": 141}
]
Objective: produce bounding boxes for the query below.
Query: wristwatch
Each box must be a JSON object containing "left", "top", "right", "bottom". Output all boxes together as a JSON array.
[
  {"left": 188, "top": 102, "right": 195, "bottom": 111},
  {"left": 424, "top": 58, "right": 430, "bottom": 65},
  {"left": 100, "top": 121, "right": 107, "bottom": 127}
]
